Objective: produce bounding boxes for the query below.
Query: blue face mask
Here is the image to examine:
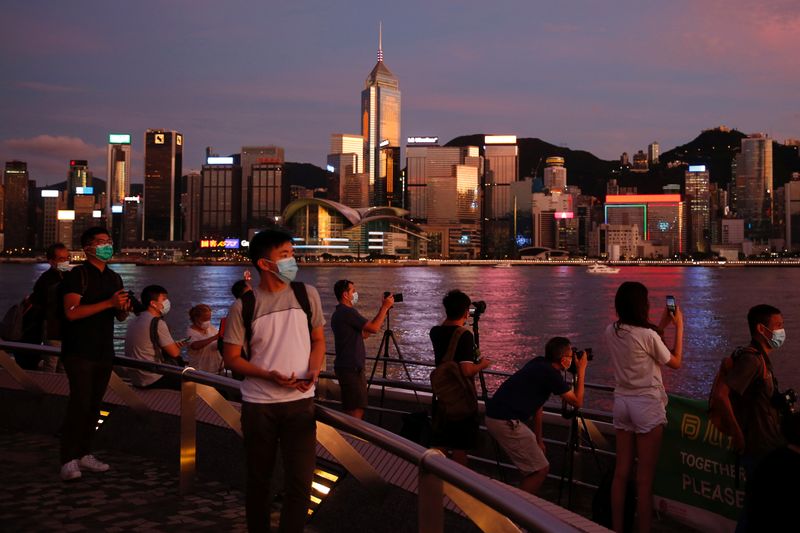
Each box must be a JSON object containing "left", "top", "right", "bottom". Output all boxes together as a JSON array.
[
  {"left": 264, "top": 257, "right": 298, "bottom": 284},
  {"left": 768, "top": 328, "right": 786, "bottom": 350}
]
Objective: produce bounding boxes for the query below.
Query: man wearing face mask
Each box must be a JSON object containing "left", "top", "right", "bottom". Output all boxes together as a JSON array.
[
  {"left": 222, "top": 228, "right": 325, "bottom": 533},
  {"left": 330, "top": 279, "right": 394, "bottom": 419},
  {"left": 19, "top": 242, "right": 71, "bottom": 371},
  {"left": 122, "top": 285, "right": 185, "bottom": 389},
  {"left": 59, "top": 227, "right": 130, "bottom": 482}
]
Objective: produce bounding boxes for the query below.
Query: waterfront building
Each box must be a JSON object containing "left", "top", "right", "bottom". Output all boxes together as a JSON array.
[
  {"left": 424, "top": 163, "right": 481, "bottom": 258},
  {"left": 734, "top": 133, "right": 773, "bottom": 242},
  {"left": 510, "top": 178, "right": 534, "bottom": 248},
  {"left": 3, "top": 161, "right": 30, "bottom": 250},
  {"left": 376, "top": 145, "right": 402, "bottom": 207},
  {"left": 361, "top": 27, "right": 401, "bottom": 205},
  {"left": 122, "top": 196, "right": 142, "bottom": 247},
  {"left": 199, "top": 156, "right": 242, "bottom": 240},
  {"left": 721, "top": 218, "right": 745, "bottom": 245},
  {"left": 620, "top": 152, "right": 629, "bottom": 167},
  {"left": 597, "top": 224, "right": 641, "bottom": 259},
  {"left": 183, "top": 171, "right": 201, "bottom": 242},
  {"left": 685, "top": 165, "right": 711, "bottom": 253},
  {"left": 107, "top": 134, "right": 132, "bottom": 212},
  {"left": 483, "top": 135, "right": 519, "bottom": 257},
  {"left": 605, "top": 194, "right": 685, "bottom": 256},
  {"left": 543, "top": 157, "right": 567, "bottom": 192},
  {"left": 282, "top": 198, "right": 424, "bottom": 258},
  {"left": 648, "top": 142, "right": 660, "bottom": 165},
  {"left": 0, "top": 183, "right": 4, "bottom": 249},
  {"left": 631, "top": 150, "right": 648, "bottom": 172},
  {"left": 143, "top": 129, "right": 183, "bottom": 241},
  {"left": 327, "top": 134, "right": 363, "bottom": 203},
  {"left": 532, "top": 190, "right": 572, "bottom": 250},
  {"left": 67, "top": 159, "right": 92, "bottom": 209},
  {"left": 40, "top": 190, "right": 66, "bottom": 249},
  {"left": 785, "top": 176, "right": 800, "bottom": 252},
  {"left": 240, "top": 146, "right": 283, "bottom": 235},
  {"left": 341, "top": 173, "right": 370, "bottom": 209}
]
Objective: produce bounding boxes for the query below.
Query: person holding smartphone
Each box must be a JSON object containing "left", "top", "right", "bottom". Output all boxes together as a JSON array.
[
  {"left": 604, "top": 282, "right": 683, "bottom": 533},
  {"left": 186, "top": 304, "right": 223, "bottom": 374}
]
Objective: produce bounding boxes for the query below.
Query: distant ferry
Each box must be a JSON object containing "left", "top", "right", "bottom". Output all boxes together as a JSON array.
[
  {"left": 493, "top": 262, "right": 512, "bottom": 268},
  {"left": 587, "top": 262, "right": 620, "bottom": 274}
]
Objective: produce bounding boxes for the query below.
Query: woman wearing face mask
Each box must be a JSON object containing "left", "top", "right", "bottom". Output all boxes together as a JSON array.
[
  {"left": 186, "top": 304, "right": 223, "bottom": 374},
  {"left": 604, "top": 281, "right": 683, "bottom": 533}
]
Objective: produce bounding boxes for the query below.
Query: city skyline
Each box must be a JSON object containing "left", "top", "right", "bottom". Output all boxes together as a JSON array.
[{"left": 1, "top": 1, "right": 799, "bottom": 184}]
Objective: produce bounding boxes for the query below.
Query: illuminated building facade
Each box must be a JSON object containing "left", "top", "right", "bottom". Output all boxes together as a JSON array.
[
  {"left": 3, "top": 161, "right": 30, "bottom": 250},
  {"left": 543, "top": 157, "right": 567, "bottom": 191},
  {"left": 785, "top": 177, "right": 800, "bottom": 252},
  {"left": 605, "top": 194, "right": 685, "bottom": 256},
  {"left": 200, "top": 158, "right": 242, "bottom": 240},
  {"left": 361, "top": 27, "right": 401, "bottom": 205},
  {"left": 241, "top": 146, "right": 284, "bottom": 234},
  {"left": 532, "top": 191, "right": 572, "bottom": 249},
  {"left": 282, "top": 198, "right": 424, "bottom": 258},
  {"left": 648, "top": 142, "right": 660, "bottom": 165},
  {"left": 685, "top": 165, "right": 711, "bottom": 253},
  {"left": 107, "top": 134, "right": 132, "bottom": 211},
  {"left": 327, "top": 134, "right": 363, "bottom": 203},
  {"left": 483, "top": 135, "right": 518, "bottom": 257},
  {"left": 734, "top": 133, "right": 773, "bottom": 242},
  {"left": 144, "top": 129, "right": 183, "bottom": 241}
]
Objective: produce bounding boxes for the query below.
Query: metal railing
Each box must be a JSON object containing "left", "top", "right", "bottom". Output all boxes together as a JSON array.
[{"left": 0, "top": 339, "right": 606, "bottom": 533}]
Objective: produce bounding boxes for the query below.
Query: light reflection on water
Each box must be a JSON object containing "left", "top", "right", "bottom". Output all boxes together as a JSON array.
[{"left": 3, "top": 263, "right": 799, "bottom": 404}]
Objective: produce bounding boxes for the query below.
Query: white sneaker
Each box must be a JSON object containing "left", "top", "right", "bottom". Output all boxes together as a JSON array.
[
  {"left": 78, "top": 454, "right": 110, "bottom": 473},
  {"left": 60, "top": 460, "right": 82, "bottom": 481}
]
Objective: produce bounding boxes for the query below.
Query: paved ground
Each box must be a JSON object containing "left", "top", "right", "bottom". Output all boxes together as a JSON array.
[{"left": 0, "top": 432, "right": 252, "bottom": 532}]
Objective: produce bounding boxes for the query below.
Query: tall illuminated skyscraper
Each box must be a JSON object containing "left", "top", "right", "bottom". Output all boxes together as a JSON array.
[
  {"left": 144, "top": 129, "right": 183, "bottom": 241},
  {"left": 483, "top": 135, "right": 518, "bottom": 257},
  {"left": 734, "top": 133, "right": 773, "bottom": 242},
  {"left": 685, "top": 165, "right": 711, "bottom": 253},
  {"left": 3, "top": 161, "right": 29, "bottom": 250},
  {"left": 107, "top": 133, "right": 132, "bottom": 208},
  {"left": 361, "top": 24, "right": 400, "bottom": 205}
]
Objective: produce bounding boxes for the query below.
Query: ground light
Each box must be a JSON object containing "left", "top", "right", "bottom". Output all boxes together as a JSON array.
[
  {"left": 95, "top": 408, "right": 111, "bottom": 431},
  {"left": 307, "top": 459, "right": 345, "bottom": 517}
]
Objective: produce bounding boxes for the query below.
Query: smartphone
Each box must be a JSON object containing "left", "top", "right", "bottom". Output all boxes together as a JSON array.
[
  {"left": 666, "top": 295, "right": 677, "bottom": 314},
  {"left": 178, "top": 336, "right": 192, "bottom": 344}
]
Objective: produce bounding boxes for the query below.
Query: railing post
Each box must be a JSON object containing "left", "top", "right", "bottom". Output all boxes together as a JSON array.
[
  {"left": 179, "top": 376, "right": 197, "bottom": 495},
  {"left": 418, "top": 449, "right": 445, "bottom": 533}
]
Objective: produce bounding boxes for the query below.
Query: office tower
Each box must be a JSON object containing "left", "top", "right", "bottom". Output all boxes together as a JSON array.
[
  {"left": 0, "top": 183, "right": 4, "bottom": 248},
  {"left": 73, "top": 195, "right": 99, "bottom": 245},
  {"left": 543, "top": 157, "right": 567, "bottom": 191},
  {"left": 425, "top": 163, "right": 481, "bottom": 258},
  {"left": 648, "top": 142, "right": 660, "bottom": 165},
  {"left": 605, "top": 194, "right": 685, "bottom": 256},
  {"left": 122, "top": 196, "right": 142, "bottom": 246},
  {"left": 67, "top": 160, "right": 90, "bottom": 193},
  {"left": 199, "top": 156, "right": 242, "bottom": 239},
  {"left": 241, "top": 146, "right": 283, "bottom": 235},
  {"left": 597, "top": 224, "right": 642, "bottom": 259},
  {"left": 632, "top": 150, "right": 648, "bottom": 172},
  {"left": 532, "top": 191, "right": 572, "bottom": 249},
  {"left": 40, "top": 190, "right": 66, "bottom": 249},
  {"left": 342, "top": 173, "right": 370, "bottom": 208},
  {"left": 685, "top": 165, "right": 711, "bottom": 253},
  {"left": 785, "top": 176, "right": 800, "bottom": 252},
  {"left": 735, "top": 133, "right": 773, "bottom": 242},
  {"left": 327, "top": 134, "right": 364, "bottom": 203},
  {"left": 483, "top": 135, "right": 518, "bottom": 257},
  {"left": 620, "top": 152, "right": 629, "bottom": 166},
  {"left": 3, "top": 161, "right": 30, "bottom": 250},
  {"left": 721, "top": 218, "right": 745, "bottom": 245},
  {"left": 144, "top": 129, "right": 183, "bottom": 241},
  {"left": 361, "top": 26, "right": 401, "bottom": 203},
  {"left": 183, "top": 171, "right": 201, "bottom": 242},
  {"left": 107, "top": 133, "right": 132, "bottom": 210},
  {"left": 376, "top": 145, "right": 402, "bottom": 207},
  {"left": 510, "top": 178, "right": 534, "bottom": 248}
]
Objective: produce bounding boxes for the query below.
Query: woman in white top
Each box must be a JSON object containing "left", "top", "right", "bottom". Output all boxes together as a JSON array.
[
  {"left": 604, "top": 281, "right": 683, "bottom": 533},
  {"left": 186, "top": 304, "right": 223, "bottom": 374}
]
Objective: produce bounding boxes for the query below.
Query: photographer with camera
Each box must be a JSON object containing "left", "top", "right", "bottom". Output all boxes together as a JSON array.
[
  {"left": 485, "top": 337, "right": 588, "bottom": 495},
  {"left": 713, "top": 304, "right": 789, "bottom": 532},
  {"left": 331, "top": 280, "right": 394, "bottom": 419}
]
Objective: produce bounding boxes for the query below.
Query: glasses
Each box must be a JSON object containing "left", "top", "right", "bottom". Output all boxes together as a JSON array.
[{"left": 93, "top": 240, "right": 113, "bottom": 246}]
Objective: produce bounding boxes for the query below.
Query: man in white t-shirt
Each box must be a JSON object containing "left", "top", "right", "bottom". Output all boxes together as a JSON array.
[
  {"left": 223, "top": 228, "right": 325, "bottom": 533},
  {"left": 123, "top": 285, "right": 184, "bottom": 389}
]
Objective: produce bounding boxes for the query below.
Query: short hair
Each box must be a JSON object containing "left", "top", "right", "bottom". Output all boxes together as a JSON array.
[
  {"left": 46, "top": 242, "right": 67, "bottom": 260},
  {"left": 545, "top": 337, "right": 572, "bottom": 363},
  {"left": 443, "top": 289, "right": 471, "bottom": 320},
  {"left": 748, "top": 304, "right": 781, "bottom": 338},
  {"left": 189, "top": 304, "right": 211, "bottom": 322},
  {"left": 334, "top": 279, "right": 353, "bottom": 301},
  {"left": 141, "top": 285, "right": 168, "bottom": 308},
  {"left": 248, "top": 228, "right": 294, "bottom": 267},
  {"left": 80, "top": 227, "right": 110, "bottom": 248},
  {"left": 231, "top": 280, "right": 250, "bottom": 299}
]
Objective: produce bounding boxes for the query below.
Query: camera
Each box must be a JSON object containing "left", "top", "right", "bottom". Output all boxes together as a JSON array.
[
  {"left": 469, "top": 300, "right": 487, "bottom": 318},
  {"left": 773, "top": 388, "right": 797, "bottom": 415},
  {"left": 383, "top": 291, "right": 403, "bottom": 303},
  {"left": 568, "top": 347, "right": 593, "bottom": 374}
]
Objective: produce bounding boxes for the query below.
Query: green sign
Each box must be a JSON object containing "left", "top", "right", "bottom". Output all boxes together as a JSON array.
[
  {"left": 108, "top": 133, "right": 131, "bottom": 144},
  {"left": 654, "top": 395, "right": 743, "bottom": 530}
]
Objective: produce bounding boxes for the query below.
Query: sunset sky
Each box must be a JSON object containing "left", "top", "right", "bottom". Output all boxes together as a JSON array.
[{"left": 1, "top": 0, "right": 799, "bottom": 184}]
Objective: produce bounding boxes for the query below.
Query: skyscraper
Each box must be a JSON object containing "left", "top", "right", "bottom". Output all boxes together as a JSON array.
[
  {"left": 107, "top": 133, "right": 132, "bottom": 208},
  {"left": 241, "top": 146, "right": 284, "bottom": 235},
  {"left": 543, "top": 157, "right": 567, "bottom": 191},
  {"left": 3, "top": 161, "right": 30, "bottom": 250},
  {"left": 361, "top": 25, "right": 400, "bottom": 205},
  {"left": 327, "top": 134, "right": 363, "bottom": 203},
  {"left": 143, "top": 129, "right": 183, "bottom": 241},
  {"left": 483, "top": 135, "right": 518, "bottom": 257},
  {"left": 685, "top": 165, "right": 711, "bottom": 253},
  {"left": 648, "top": 142, "right": 660, "bottom": 165},
  {"left": 735, "top": 133, "right": 773, "bottom": 242},
  {"left": 199, "top": 156, "right": 242, "bottom": 239}
]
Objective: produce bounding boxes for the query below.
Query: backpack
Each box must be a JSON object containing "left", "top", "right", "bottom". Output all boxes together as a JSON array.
[
  {"left": 0, "top": 297, "right": 31, "bottom": 341},
  {"left": 239, "top": 282, "right": 313, "bottom": 360},
  {"left": 430, "top": 327, "right": 477, "bottom": 421},
  {"left": 708, "top": 345, "right": 766, "bottom": 442},
  {"left": 150, "top": 316, "right": 185, "bottom": 367}
]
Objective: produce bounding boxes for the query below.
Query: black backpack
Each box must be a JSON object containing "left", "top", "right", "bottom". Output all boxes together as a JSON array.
[
  {"left": 238, "top": 282, "right": 313, "bottom": 360},
  {"left": 0, "top": 297, "right": 30, "bottom": 341}
]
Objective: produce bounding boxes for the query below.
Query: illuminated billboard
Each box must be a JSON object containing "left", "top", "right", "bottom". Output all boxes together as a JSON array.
[
  {"left": 207, "top": 156, "right": 234, "bottom": 165},
  {"left": 93, "top": 210, "right": 102, "bottom": 218},
  {"left": 606, "top": 194, "right": 681, "bottom": 204},
  {"left": 41, "top": 190, "right": 59, "bottom": 198},
  {"left": 326, "top": 164, "right": 335, "bottom": 173},
  {"left": 108, "top": 133, "right": 131, "bottom": 144},
  {"left": 484, "top": 135, "right": 517, "bottom": 145},
  {"left": 688, "top": 165, "right": 707, "bottom": 172},
  {"left": 199, "top": 238, "right": 241, "bottom": 249},
  {"left": 111, "top": 205, "right": 123, "bottom": 214},
  {"left": 554, "top": 211, "right": 574, "bottom": 219},
  {"left": 407, "top": 136, "right": 439, "bottom": 145},
  {"left": 57, "top": 210, "right": 76, "bottom": 220},
  {"left": 75, "top": 186, "right": 94, "bottom": 195}
]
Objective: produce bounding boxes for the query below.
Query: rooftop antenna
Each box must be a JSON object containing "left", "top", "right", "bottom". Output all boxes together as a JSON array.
[{"left": 377, "top": 21, "right": 383, "bottom": 62}]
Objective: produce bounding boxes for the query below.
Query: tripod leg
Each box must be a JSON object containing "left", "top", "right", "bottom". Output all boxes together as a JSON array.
[
  {"left": 366, "top": 332, "right": 388, "bottom": 393},
  {"left": 387, "top": 331, "right": 423, "bottom": 407},
  {"left": 579, "top": 416, "right": 604, "bottom": 473}
]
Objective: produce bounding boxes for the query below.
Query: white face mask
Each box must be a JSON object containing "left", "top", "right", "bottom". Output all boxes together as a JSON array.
[
  {"left": 160, "top": 299, "right": 171, "bottom": 316},
  {"left": 351, "top": 292, "right": 359, "bottom": 305},
  {"left": 56, "top": 261, "right": 71, "bottom": 272}
]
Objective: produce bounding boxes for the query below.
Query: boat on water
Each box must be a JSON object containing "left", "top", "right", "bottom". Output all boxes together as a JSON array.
[
  {"left": 587, "top": 262, "right": 620, "bottom": 274},
  {"left": 493, "top": 262, "right": 512, "bottom": 268}
]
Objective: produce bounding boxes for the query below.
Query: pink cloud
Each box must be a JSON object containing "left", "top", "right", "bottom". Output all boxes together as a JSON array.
[
  {"left": 0, "top": 135, "right": 107, "bottom": 184},
  {"left": 14, "top": 81, "right": 84, "bottom": 94}
]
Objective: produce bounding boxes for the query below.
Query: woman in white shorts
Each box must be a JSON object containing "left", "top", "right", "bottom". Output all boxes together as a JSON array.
[{"left": 604, "top": 281, "right": 683, "bottom": 533}]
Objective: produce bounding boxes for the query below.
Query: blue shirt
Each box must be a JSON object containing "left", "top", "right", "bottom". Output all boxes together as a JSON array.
[
  {"left": 331, "top": 304, "right": 369, "bottom": 370},
  {"left": 486, "top": 357, "right": 571, "bottom": 421}
]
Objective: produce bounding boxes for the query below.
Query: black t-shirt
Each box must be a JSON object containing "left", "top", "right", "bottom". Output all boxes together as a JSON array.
[
  {"left": 429, "top": 325, "right": 477, "bottom": 366},
  {"left": 485, "top": 357, "right": 571, "bottom": 421},
  {"left": 331, "top": 304, "right": 369, "bottom": 370},
  {"left": 60, "top": 262, "right": 123, "bottom": 362},
  {"left": 748, "top": 446, "right": 800, "bottom": 531}
]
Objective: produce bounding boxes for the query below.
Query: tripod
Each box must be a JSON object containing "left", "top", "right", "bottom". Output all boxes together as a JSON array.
[
  {"left": 472, "top": 309, "right": 506, "bottom": 481},
  {"left": 366, "top": 309, "right": 421, "bottom": 424},
  {"left": 557, "top": 375, "right": 603, "bottom": 509}
]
